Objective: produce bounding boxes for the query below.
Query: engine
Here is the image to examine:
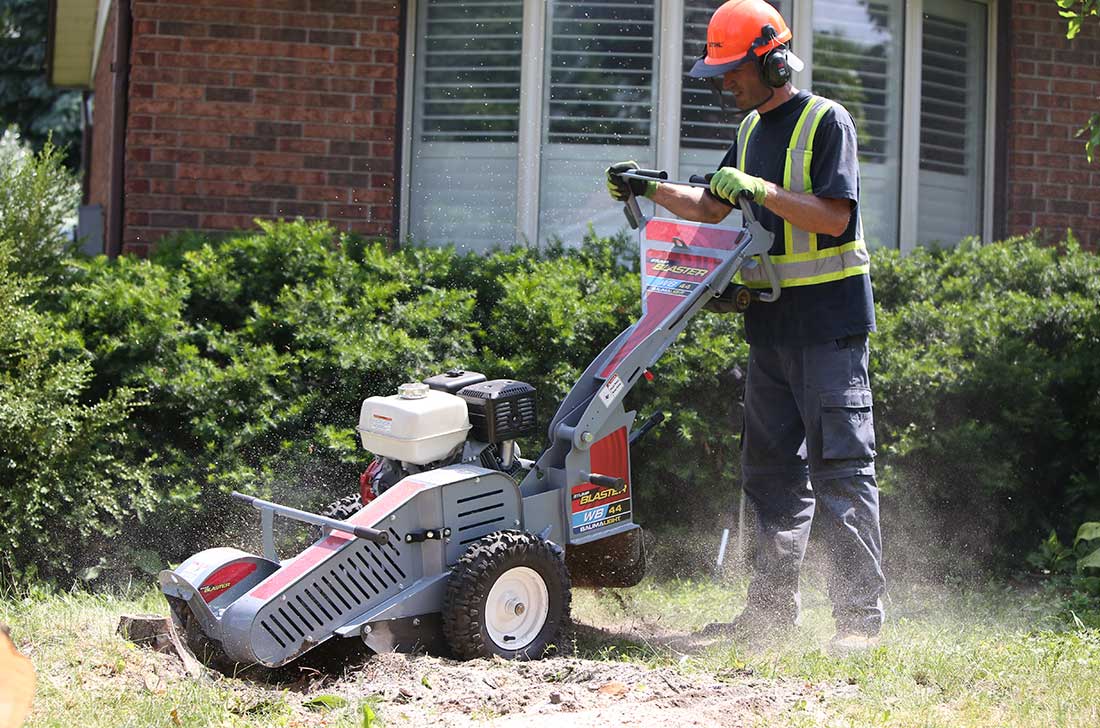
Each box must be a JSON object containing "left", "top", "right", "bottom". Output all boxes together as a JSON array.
[{"left": 357, "top": 371, "right": 538, "bottom": 500}]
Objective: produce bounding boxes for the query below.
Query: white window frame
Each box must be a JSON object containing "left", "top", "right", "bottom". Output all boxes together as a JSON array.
[
  {"left": 399, "top": 0, "right": 998, "bottom": 250},
  {"left": 900, "top": 0, "right": 997, "bottom": 252}
]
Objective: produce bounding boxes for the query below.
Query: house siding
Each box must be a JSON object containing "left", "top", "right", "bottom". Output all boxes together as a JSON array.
[
  {"left": 1006, "top": 0, "right": 1100, "bottom": 249},
  {"left": 94, "top": 0, "right": 1100, "bottom": 253},
  {"left": 122, "top": 0, "right": 401, "bottom": 255}
]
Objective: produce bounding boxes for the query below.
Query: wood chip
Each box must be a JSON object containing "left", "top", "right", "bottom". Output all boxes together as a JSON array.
[{"left": 597, "top": 681, "right": 629, "bottom": 696}]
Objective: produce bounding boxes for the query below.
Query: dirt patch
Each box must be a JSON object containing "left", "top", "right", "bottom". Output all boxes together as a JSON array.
[
  {"left": 128, "top": 620, "right": 855, "bottom": 727},
  {"left": 334, "top": 650, "right": 848, "bottom": 727}
]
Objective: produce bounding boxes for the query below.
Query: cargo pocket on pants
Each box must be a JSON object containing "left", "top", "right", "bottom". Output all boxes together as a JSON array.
[{"left": 820, "top": 388, "right": 876, "bottom": 460}]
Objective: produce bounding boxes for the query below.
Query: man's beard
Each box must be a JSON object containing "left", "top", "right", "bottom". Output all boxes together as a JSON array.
[{"left": 708, "top": 75, "right": 775, "bottom": 114}]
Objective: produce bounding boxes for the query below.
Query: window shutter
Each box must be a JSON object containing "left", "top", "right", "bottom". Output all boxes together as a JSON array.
[
  {"left": 409, "top": 0, "right": 523, "bottom": 250},
  {"left": 919, "top": 14, "right": 972, "bottom": 175},
  {"left": 916, "top": 0, "right": 986, "bottom": 246},
  {"left": 420, "top": 0, "right": 523, "bottom": 143},
  {"left": 679, "top": 0, "right": 793, "bottom": 180},
  {"left": 680, "top": 1, "right": 731, "bottom": 152},
  {"left": 545, "top": 1, "right": 656, "bottom": 145},
  {"left": 812, "top": 0, "right": 896, "bottom": 165}
]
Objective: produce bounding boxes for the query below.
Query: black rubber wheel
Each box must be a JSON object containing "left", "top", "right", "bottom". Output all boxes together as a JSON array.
[
  {"left": 442, "top": 530, "right": 571, "bottom": 660},
  {"left": 321, "top": 492, "right": 363, "bottom": 520},
  {"left": 308, "top": 492, "right": 364, "bottom": 543}
]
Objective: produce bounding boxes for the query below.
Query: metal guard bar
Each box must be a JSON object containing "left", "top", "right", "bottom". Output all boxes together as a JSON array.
[{"left": 231, "top": 491, "right": 389, "bottom": 545}]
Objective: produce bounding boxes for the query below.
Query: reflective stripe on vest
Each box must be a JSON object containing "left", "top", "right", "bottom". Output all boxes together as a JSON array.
[{"left": 735, "top": 95, "right": 869, "bottom": 289}]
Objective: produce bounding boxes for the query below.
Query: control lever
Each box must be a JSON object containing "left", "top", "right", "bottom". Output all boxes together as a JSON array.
[
  {"left": 620, "top": 168, "right": 668, "bottom": 230},
  {"left": 686, "top": 173, "right": 781, "bottom": 303}
]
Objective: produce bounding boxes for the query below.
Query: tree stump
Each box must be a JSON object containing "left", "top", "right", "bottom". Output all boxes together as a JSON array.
[{"left": 116, "top": 614, "right": 206, "bottom": 678}]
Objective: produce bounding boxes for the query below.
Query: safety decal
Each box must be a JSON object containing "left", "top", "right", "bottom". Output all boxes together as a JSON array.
[
  {"left": 643, "top": 276, "right": 698, "bottom": 298},
  {"left": 598, "top": 374, "right": 624, "bottom": 407}
]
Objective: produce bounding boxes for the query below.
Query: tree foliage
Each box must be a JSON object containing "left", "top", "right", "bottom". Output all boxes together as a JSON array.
[
  {"left": 0, "top": 136, "right": 150, "bottom": 584},
  {"left": 1056, "top": 0, "right": 1100, "bottom": 161},
  {"left": 0, "top": 0, "right": 81, "bottom": 168},
  {"left": 0, "top": 128, "right": 80, "bottom": 279}
]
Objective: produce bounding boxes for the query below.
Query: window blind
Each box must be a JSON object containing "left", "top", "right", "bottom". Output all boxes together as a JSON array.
[
  {"left": 812, "top": 0, "right": 895, "bottom": 163},
  {"left": 916, "top": 0, "right": 986, "bottom": 246},
  {"left": 680, "top": 1, "right": 733, "bottom": 151}
]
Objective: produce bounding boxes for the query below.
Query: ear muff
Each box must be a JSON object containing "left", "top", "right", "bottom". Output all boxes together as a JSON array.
[
  {"left": 752, "top": 24, "right": 791, "bottom": 88},
  {"left": 759, "top": 45, "right": 791, "bottom": 88}
]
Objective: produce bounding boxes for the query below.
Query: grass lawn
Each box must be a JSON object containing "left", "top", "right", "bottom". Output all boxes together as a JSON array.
[
  {"left": 2, "top": 576, "right": 1098, "bottom": 727},
  {"left": 573, "top": 576, "right": 1100, "bottom": 727}
]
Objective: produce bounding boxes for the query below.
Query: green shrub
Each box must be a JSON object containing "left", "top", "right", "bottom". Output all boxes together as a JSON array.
[
  {"left": 0, "top": 238, "right": 154, "bottom": 580},
  {"left": 0, "top": 128, "right": 80, "bottom": 280},
  {"left": 5, "top": 209, "right": 1100, "bottom": 582},
  {"left": 0, "top": 135, "right": 157, "bottom": 583},
  {"left": 872, "top": 235, "right": 1100, "bottom": 573}
]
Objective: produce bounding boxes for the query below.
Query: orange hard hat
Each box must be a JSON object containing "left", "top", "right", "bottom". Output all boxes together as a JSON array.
[{"left": 689, "top": 0, "right": 794, "bottom": 78}]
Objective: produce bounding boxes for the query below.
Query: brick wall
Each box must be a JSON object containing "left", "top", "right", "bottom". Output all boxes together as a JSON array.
[
  {"left": 124, "top": 0, "right": 401, "bottom": 255},
  {"left": 1007, "top": 0, "right": 1100, "bottom": 249}
]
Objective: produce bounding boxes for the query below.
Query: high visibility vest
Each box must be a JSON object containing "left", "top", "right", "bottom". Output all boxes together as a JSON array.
[{"left": 736, "top": 95, "right": 870, "bottom": 289}]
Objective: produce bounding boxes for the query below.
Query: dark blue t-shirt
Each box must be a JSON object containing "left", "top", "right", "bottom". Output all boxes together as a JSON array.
[{"left": 716, "top": 90, "right": 876, "bottom": 346}]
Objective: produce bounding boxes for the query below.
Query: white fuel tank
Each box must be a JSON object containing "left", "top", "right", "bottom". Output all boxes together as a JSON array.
[{"left": 357, "top": 383, "right": 471, "bottom": 465}]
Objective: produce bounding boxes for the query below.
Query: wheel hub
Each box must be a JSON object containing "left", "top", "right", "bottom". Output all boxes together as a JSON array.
[{"left": 485, "top": 567, "right": 549, "bottom": 651}]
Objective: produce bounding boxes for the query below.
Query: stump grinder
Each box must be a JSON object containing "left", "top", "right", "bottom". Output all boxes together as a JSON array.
[{"left": 159, "top": 173, "right": 779, "bottom": 668}]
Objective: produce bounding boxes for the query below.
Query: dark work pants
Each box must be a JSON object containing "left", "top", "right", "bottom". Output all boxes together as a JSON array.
[{"left": 740, "top": 334, "right": 885, "bottom": 634}]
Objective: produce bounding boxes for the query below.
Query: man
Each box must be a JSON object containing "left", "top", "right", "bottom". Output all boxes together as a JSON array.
[{"left": 606, "top": 0, "right": 885, "bottom": 652}]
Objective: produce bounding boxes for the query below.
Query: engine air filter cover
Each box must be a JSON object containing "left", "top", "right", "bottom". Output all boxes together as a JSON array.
[
  {"left": 423, "top": 369, "right": 487, "bottom": 395},
  {"left": 458, "top": 379, "right": 537, "bottom": 443}
]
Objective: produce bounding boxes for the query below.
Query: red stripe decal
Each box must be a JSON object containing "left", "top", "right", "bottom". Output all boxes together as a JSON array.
[
  {"left": 645, "top": 219, "right": 747, "bottom": 250},
  {"left": 248, "top": 478, "right": 430, "bottom": 600},
  {"left": 590, "top": 427, "right": 630, "bottom": 487},
  {"left": 199, "top": 561, "right": 258, "bottom": 603},
  {"left": 599, "top": 293, "right": 678, "bottom": 378}
]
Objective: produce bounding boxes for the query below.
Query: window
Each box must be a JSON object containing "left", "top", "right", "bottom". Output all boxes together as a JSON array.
[
  {"left": 679, "top": 0, "right": 734, "bottom": 170},
  {"left": 917, "top": 0, "right": 987, "bottom": 246},
  {"left": 408, "top": 0, "right": 523, "bottom": 250},
  {"left": 678, "top": 0, "right": 793, "bottom": 175},
  {"left": 403, "top": 0, "right": 995, "bottom": 252},
  {"left": 538, "top": 0, "right": 658, "bottom": 246},
  {"left": 812, "top": 0, "right": 904, "bottom": 248}
]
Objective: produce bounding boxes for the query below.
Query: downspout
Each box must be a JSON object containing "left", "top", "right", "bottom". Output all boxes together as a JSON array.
[
  {"left": 992, "top": 0, "right": 1011, "bottom": 242},
  {"left": 107, "top": 0, "right": 132, "bottom": 257},
  {"left": 392, "top": 0, "right": 410, "bottom": 250},
  {"left": 81, "top": 91, "right": 92, "bottom": 204},
  {"left": 45, "top": 0, "right": 58, "bottom": 85}
]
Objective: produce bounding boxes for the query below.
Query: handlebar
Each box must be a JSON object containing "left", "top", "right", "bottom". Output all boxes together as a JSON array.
[{"left": 618, "top": 170, "right": 781, "bottom": 303}]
